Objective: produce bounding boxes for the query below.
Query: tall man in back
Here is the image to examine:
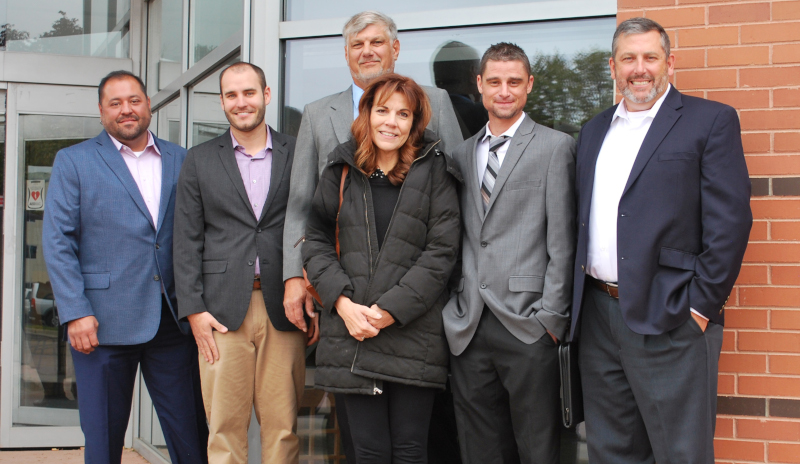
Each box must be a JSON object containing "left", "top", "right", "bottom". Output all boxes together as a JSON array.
[
  {"left": 281, "top": 10, "right": 463, "bottom": 461},
  {"left": 43, "top": 70, "right": 207, "bottom": 464},
  {"left": 443, "top": 43, "right": 576, "bottom": 463},
  {"left": 571, "top": 18, "right": 752, "bottom": 464},
  {"left": 174, "top": 62, "right": 306, "bottom": 463}
]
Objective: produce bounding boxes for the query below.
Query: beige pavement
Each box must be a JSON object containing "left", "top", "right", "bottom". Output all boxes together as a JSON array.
[{"left": 0, "top": 448, "right": 149, "bottom": 463}]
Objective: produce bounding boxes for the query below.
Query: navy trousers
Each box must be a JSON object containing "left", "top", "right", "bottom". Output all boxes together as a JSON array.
[{"left": 71, "top": 299, "right": 208, "bottom": 464}]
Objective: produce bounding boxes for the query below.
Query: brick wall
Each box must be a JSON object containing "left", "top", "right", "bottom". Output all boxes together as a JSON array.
[{"left": 616, "top": 1, "right": 800, "bottom": 462}]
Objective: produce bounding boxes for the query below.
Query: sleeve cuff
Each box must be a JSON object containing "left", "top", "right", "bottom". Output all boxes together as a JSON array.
[{"left": 690, "top": 307, "right": 709, "bottom": 321}]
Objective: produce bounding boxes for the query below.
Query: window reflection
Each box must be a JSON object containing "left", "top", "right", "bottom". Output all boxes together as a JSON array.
[
  {"left": 283, "top": 17, "right": 615, "bottom": 139},
  {"left": 0, "top": 0, "right": 130, "bottom": 58},
  {"left": 153, "top": 98, "right": 182, "bottom": 145},
  {"left": 190, "top": 0, "right": 242, "bottom": 64},
  {"left": 190, "top": 56, "right": 239, "bottom": 146},
  {"left": 147, "top": 0, "right": 183, "bottom": 94},
  {"left": 285, "top": 0, "right": 550, "bottom": 21}
]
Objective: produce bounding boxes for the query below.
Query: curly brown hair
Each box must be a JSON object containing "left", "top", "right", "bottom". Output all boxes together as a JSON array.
[{"left": 351, "top": 73, "right": 432, "bottom": 185}]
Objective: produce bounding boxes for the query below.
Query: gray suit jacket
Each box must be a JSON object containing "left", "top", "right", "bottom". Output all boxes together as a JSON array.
[
  {"left": 283, "top": 84, "right": 463, "bottom": 280},
  {"left": 174, "top": 128, "right": 298, "bottom": 332},
  {"left": 442, "top": 114, "right": 577, "bottom": 356}
]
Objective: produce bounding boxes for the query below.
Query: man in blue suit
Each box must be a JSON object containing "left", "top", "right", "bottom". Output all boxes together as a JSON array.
[
  {"left": 571, "top": 18, "right": 752, "bottom": 464},
  {"left": 43, "top": 71, "right": 208, "bottom": 464}
]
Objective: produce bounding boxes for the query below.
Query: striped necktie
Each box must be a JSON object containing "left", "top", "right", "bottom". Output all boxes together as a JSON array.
[{"left": 481, "top": 135, "right": 510, "bottom": 212}]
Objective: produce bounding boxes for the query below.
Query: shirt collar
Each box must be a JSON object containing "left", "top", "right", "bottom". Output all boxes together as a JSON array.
[
  {"left": 230, "top": 124, "right": 272, "bottom": 157},
  {"left": 108, "top": 130, "right": 161, "bottom": 156},
  {"left": 613, "top": 84, "right": 672, "bottom": 122},
  {"left": 352, "top": 82, "right": 365, "bottom": 118},
  {"left": 482, "top": 112, "right": 526, "bottom": 142}
]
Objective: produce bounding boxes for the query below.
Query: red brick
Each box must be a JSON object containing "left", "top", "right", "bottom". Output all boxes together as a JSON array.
[
  {"left": 714, "top": 439, "right": 764, "bottom": 462},
  {"left": 707, "top": 89, "right": 769, "bottom": 109},
  {"left": 750, "top": 221, "right": 769, "bottom": 241},
  {"left": 744, "top": 243, "right": 800, "bottom": 262},
  {"left": 617, "top": 10, "right": 645, "bottom": 24},
  {"left": 773, "top": 222, "right": 800, "bottom": 240},
  {"left": 743, "top": 22, "right": 800, "bottom": 44},
  {"left": 716, "top": 417, "right": 734, "bottom": 438},
  {"left": 673, "top": 48, "right": 705, "bottom": 69},
  {"left": 773, "top": 266, "right": 800, "bottom": 285},
  {"left": 739, "top": 331, "right": 800, "bottom": 353},
  {"left": 718, "top": 373, "right": 736, "bottom": 394},
  {"left": 709, "top": 3, "right": 771, "bottom": 25},
  {"left": 770, "top": 354, "right": 800, "bottom": 375},
  {"left": 708, "top": 46, "right": 769, "bottom": 67},
  {"left": 679, "top": 27, "right": 739, "bottom": 47},
  {"left": 741, "top": 110, "right": 800, "bottom": 131},
  {"left": 736, "top": 265, "right": 768, "bottom": 285},
  {"left": 773, "top": 310, "right": 800, "bottom": 330},
  {"left": 770, "top": 442, "right": 800, "bottom": 463},
  {"left": 719, "top": 353, "right": 767, "bottom": 373},
  {"left": 619, "top": 0, "right": 673, "bottom": 8},
  {"left": 723, "top": 329, "right": 736, "bottom": 351},
  {"left": 751, "top": 199, "right": 800, "bottom": 219},
  {"left": 775, "top": 89, "right": 800, "bottom": 108},
  {"left": 742, "top": 133, "right": 770, "bottom": 153},
  {"left": 677, "top": 68, "right": 737, "bottom": 90},
  {"left": 739, "top": 375, "right": 800, "bottom": 396},
  {"left": 726, "top": 309, "right": 769, "bottom": 328},
  {"left": 738, "top": 418, "right": 800, "bottom": 441},
  {"left": 775, "top": 132, "right": 800, "bottom": 152},
  {"left": 747, "top": 155, "right": 800, "bottom": 175},
  {"left": 647, "top": 7, "right": 706, "bottom": 28},
  {"left": 741, "top": 66, "right": 800, "bottom": 88},
  {"left": 774, "top": 44, "right": 800, "bottom": 64},
  {"left": 740, "top": 287, "right": 800, "bottom": 307},
  {"left": 774, "top": 1, "right": 800, "bottom": 21},
  {"left": 681, "top": 90, "right": 705, "bottom": 98}
]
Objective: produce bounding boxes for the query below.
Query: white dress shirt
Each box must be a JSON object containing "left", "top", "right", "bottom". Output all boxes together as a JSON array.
[
  {"left": 109, "top": 131, "right": 162, "bottom": 226},
  {"left": 352, "top": 82, "right": 365, "bottom": 118},
  {"left": 476, "top": 113, "right": 526, "bottom": 183}
]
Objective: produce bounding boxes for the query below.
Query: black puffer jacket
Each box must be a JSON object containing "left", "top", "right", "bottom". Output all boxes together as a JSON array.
[{"left": 303, "top": 130, "right": 462, "bottom": 394}]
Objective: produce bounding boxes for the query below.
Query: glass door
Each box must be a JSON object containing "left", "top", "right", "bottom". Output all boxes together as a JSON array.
[{"left": 1, "top": 83, "right": 102, "bottom": 447}]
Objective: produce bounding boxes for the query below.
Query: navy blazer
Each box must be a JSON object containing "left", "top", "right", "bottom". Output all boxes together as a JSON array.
[
  {"left": 570, "top": 88, "right": 752, "bottom": 339},
  {"left": 43, "top": 130, "right": 187, "bottom": 345}
]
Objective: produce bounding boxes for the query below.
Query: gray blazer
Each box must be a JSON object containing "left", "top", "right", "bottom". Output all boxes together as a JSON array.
[
  {"left": 282, "top": 84, "right": 463, "bottom": 280},
  {"left": 174, "top": 128, "right": 298, "bottom": 332},
  {"left": 442, "top": 114, "right": 577, "bottom": 356}
]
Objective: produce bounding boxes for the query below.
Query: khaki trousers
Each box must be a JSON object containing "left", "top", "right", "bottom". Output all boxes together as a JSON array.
[{"left": 199, "top": 290, "right": 306, "bottom": 464}]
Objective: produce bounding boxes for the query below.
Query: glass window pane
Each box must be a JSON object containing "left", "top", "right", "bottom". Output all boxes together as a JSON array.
[
  {"left": 190, "top": 0, "right": 242, "bottom": 65},
  {"left": 147, "top": 0, "right": 183, "bottom": 94},
  {"left": 190, "top": 56, "right": 239, "bottom": 146},
  {"left": 284, "top": 17, "right": 615, "bottom": 138},
  {"left": 152, "top": 98, "right": 182, "bottom": 146},
  {"left": 0, "top": 0, "right": 130, "bottom": 58},
  {"left": 15, "top": 114, "right": 99, "bottom": 427},
  {"left": 286, "top": 0, "right": 554, "bottom": 21}
]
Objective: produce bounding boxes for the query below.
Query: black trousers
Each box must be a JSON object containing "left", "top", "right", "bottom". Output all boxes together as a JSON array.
[
  {"left": 450, "top": 308, "right": 561, "bottom": 464},
  {"left": 341, "top": 381, "right": 437, "bottom": 464},
  {"left": 579, "top": 285, "right": 723, "bottom": 464}
]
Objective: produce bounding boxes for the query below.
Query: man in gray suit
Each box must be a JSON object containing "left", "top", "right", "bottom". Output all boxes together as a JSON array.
[
  {"left": 174, "top": 62, "right": 306, "bottom": 463},
  {"left": 443, "top": 43, "right": 576, "bottom": 464}
]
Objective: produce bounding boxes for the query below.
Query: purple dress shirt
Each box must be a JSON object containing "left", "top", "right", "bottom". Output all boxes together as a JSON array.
[{"left": 231, "top": 126, "right": 273, "bottom": 277}]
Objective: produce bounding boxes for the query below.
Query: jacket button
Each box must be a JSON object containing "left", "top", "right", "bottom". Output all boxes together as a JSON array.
[
  {"left": 155, "top": 244, "right": 160, "bottom": 249},
  {"left": 481, "top": 241, "right": 488, "bottom": 247},
  {"left": 257, "top": 228, "right": 262, "bottom": 233},
  {"left": 248, "top": 260, "right": 254, "bottom": 266},
  {"left": 582, "top": 223, "right": 585, "bottom": 227},
  {"left": 480, "top": 283, "right": 486, "bottom": 289},
  {"left": 153, "top": 275, "right": 160, "bottom": 281},
  {"left": 620, "top": 257, "right": 625, "bottom": 260},
  {"left": 581, "top": 265, "right": 585, "bottom": 271}
]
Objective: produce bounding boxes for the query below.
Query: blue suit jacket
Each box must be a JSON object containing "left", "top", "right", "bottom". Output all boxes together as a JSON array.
[
  {"left": 570, "top": 88, "right": 753, "bottom": 339},
  {"left": 43, "top": 130, "right": 188, "bottom": 345}
]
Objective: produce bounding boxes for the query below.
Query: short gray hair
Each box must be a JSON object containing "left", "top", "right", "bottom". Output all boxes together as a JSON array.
[
  {"left": 342, "top": 11, "right": 397, "bottom": 45},
  {"left": 612, "top": 17, "right": 671, "bottom": 59}
]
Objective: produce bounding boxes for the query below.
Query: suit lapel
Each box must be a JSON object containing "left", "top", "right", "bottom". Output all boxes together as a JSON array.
[
  {"left": 330, "top": 87, "right": 354, "bottom": 144},
  {"left": 216, "top": 129, "right": 254, "bottom": 217},
  {"left": 95, "top": 131, "right": 154, "bottom": 228},
  {"left": 154, "top": 138, "right": 174, "bottom": 232},
  {"left": 485, "top": 115, "right": 536, "bottom": 215},
  {"left": 259, "top": 127, "right": 288, "bottom": 223},
  {"left": 622, "top": 89, "right": 683, "bottom": 196},
  {"left": 468, "top": 127, "right": 487, "bottom": 221}
]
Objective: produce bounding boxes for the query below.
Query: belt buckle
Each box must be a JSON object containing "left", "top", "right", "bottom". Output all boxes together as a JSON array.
[{"left": 605, "top": 281, "right": 618, "bottom": 298}]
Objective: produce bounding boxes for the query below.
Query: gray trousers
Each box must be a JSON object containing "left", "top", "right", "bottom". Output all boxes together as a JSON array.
[
  {"left": 579, "top": 285, "right": 724, "bottom": 464},
  {"left": 450, "top": 307, "right": 561, "bottom": 464}
]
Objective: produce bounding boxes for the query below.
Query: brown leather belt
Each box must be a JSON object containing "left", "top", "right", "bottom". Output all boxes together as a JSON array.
[
  {"left": 589, "top": 276, "right": 619, "bottom": 299},
  {"left": 253, "top": 276, "right": 261, "bottom": 290}
]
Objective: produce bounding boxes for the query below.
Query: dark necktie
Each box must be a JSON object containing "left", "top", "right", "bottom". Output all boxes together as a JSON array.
[{"left": 480, "top": 135, "right": 510, "bottom": 212}]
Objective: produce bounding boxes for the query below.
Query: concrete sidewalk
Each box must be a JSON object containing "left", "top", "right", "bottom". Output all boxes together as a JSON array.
[{"left": 0, "top": 448, "right": 149, "bottom": 463}]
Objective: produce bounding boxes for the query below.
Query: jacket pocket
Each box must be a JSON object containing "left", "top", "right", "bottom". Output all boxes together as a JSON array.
[
  {"left": 659, "top": 247, "right": 697, "bottom": 271},
  {"left": 507, "top": 180, "right": 541, "bottom": 190},
  {"left": 658, "top": 151, "right": 700, "bottom": 161},
  {"left": 508, "top": 276, "right": 544, "bottom": 293},
  {"left": 82, "top": 273, "right": 110, "bottom": 289},
  {"left": 202, "top": 260, "right": 228, "bottom": 274}
]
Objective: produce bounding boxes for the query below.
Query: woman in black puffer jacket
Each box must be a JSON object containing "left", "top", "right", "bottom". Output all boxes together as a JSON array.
[{"left": 303, "top": 73, "right": 461, "bottom": 464}]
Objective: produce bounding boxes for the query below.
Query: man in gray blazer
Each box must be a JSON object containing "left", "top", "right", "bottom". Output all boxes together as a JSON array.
[
  {"left": 443, "top": 43, "right": 576, "bottom": 464},
  {"left": 174, "top": 62, "right": 306, "bottom": 463}
]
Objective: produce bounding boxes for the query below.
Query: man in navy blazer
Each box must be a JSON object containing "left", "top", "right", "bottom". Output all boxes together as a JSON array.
[
  {"left": 571, "top": 18, "right": 752, "bottom": 464},
  {"left": 43, "top": 71, "right": 207, "bottom": 464}
]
